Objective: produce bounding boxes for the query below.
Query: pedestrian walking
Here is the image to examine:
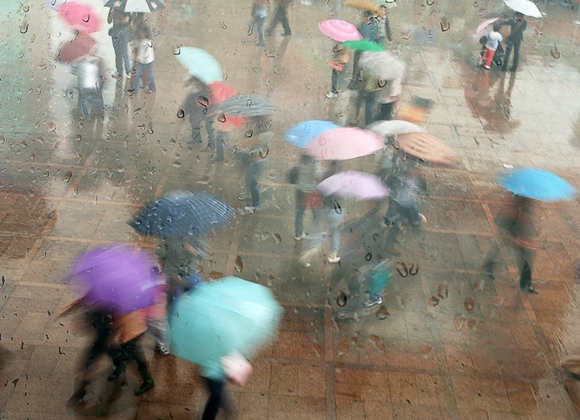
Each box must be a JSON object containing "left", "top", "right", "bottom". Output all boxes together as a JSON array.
[
  {"left": 129, "top": 25, "right": 156, "bottom": 94},
  {"left": 326, "top": 43, "right": 350, "bottom": 99},
  {"left": 71, "top": 54, "right": 105, "bottom": 120},
  {"left": 349, "top": 11, "right": 377, "bottom": 89},
  {"left": 482, "top": 194, "right": 539, "bottom": 294},
  {"left": 249, "top": 0, "right": 269, "bottom": 46},
  {"left": 375, "top": 75, "right": 402, "bottom": 121},
  {"left": 374, "top": 5, "right": 392, "bottom": 45},
  {"left": 180, "top": 78, "right": 217, "bottom": 149},
  {"left": 501, "top": 12, "right": 527, "bottom": 72},
  {"left": 292, "top": 153, "right": 324, "bottom": 241},
  {"left": 265, "top": 0, "right": 292, "bottom": 36},
  {"left": 107, "top": 8, "right": 132, "bottom": 79},
  {"left": 480, "top": 23, "right": 503, "bottom": 70}
]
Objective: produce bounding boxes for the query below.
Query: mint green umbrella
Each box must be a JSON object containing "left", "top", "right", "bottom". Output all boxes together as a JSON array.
[
  {"left": 341, "top": 39, "right": 385, "bottom": 52},
  {"left": 169, "top": 276, "right": 283, "bottom": 380}
]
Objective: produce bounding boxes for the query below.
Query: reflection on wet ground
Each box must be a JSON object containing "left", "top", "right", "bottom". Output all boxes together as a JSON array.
[{"left": 3, "top": 0, "right": 580, "bottom": 418}]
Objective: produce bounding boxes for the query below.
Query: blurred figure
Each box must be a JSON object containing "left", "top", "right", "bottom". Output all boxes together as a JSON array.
[
  {"left": 349, "top": 11, "right": 377, "bottom": 88},
  {"left": 293, "top": 153, "right": 324, "bottom": 241},
  {"left": 482, "top": 194, "right": 538, "bottom": 294},
  {"left": 265, "top": 0, "right": 292, "bottom": 36},
  {"left": 107, "top": 8, "right": 132, "bottom": 79},
  {"left": 374, "top": 5, "right": 392, "bottom": 45},
  {"left": 501, "top": 12, "right": 527, "bottom": 72},
  {"left": 326, "top": 44, "right": 349, "bottom": 99},
  {"left": 480, "top": 23, "right": 503, "bottom": 70},
  {"left": 249, "top": 0, "right": 269, "bottom": 46},
  {"left": 71, "top": 54, "right": 105, "bottom": 120},
  {"left": 180, "top": 78, "right": 216, "bottom": 149},
  {"left": 129, "top": 24, "right": 156, "bottom": 94},
  {"left": 375, "top": 75, "right": 402, "bottom": 122}
]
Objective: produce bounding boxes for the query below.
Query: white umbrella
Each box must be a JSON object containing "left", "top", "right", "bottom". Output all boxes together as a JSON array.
[{"left": 503, "top": 0, "right": 542, "bottom": 18}]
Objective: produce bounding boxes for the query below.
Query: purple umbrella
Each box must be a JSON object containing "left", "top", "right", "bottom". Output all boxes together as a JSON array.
[
  {"left": 67, "top": 244, "right": 164, "bottom": 316},
  {"left": 316, "top": 171, "right": 389, "bottom": 200}
]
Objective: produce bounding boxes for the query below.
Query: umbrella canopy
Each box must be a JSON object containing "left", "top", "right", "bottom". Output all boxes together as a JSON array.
[
  {"left": 318, "top": 19, "right": 363, "bottom": 42},
  {"left": 472, "top": 17, "right": 500, "bottom": 43},
  {"left": 305, "top": 127, "right": 384, "bottom": 160},
  {"left": 316, "top": 171, "right": 389, "bottom": 200},
  {"left": 67, "top": 244, "right": 164, "bottom": 316},
  {"left": 284, "top": 120, "right": 340, "bottom": 148},
  {"left": 58, "top": 2, "right": 103, "bottom": 34},
  {"left": 341, "top": 39, "right": 385, "bottom": 52},
  {"left": 395, "top": 132, "right": 458, "bottom": 165},
  {"left": 499, "top": 168, "right": 576, "bottom": 201},
  {"left": 175, "top": 47, "right": 223, "bottom": 85},
  {"left": 344, "top": 0, "right": 380, "bottom": 13},
  {"left": 213, "top": 94, "right": 276, "bottom": 117},
  {"left": 367, "top": 120, "right": 424, "bottom": 138},
  {"left": 105, "top": 0, "right": 166, "bottom": 13},
  {"left": 169, "top": 277, "right": 283, "bottom": 379},
  {"left": 358, "top": 51, "right": 406, "bottom": 81},
  {"left": 56, "top": 35, "right": 97, "bottom": 63},
  {"left": 129, "top": 190, "right": 236, "bottom": 238},
  {"left": 208, "top": 81, "right": 247, "bottom": 130},
  {"left": 503, "top": 0, "right": 542, "bottom": 18},
  {"left": 46, "top": 0, "right": 68, "bottom": 11}
]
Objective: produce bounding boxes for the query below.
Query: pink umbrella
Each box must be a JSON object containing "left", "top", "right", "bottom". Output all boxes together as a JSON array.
[
  {"left": 316, "top": 171, "right": 389, "bottom": 200},
  {"left": 305, "top": 127, "right": 384, "bottom": 160},
  {"left": 56, "top": 35, "right": 97, "bottom": 63},
  {"left": 472, "top": 17, "right": 499, "bottom": 43},
  {"left": 58, "top": 1, "right": 103, "bottom": 34},
  {"left": 318, "top": 19, "right": 363, "bottom": 42}
]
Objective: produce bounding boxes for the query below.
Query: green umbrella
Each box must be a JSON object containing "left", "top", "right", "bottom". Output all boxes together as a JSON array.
[
  {"left": 341, "top": 39, "right": 385, "bottom": 52},
  {"left": 169, "top": 276, "right": 283, "bottom": 380}
]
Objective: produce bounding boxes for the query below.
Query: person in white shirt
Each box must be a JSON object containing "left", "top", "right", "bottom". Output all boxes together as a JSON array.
[
  {"left": 481, "top": 23, "right": 503, "bottom": 70},
  {"left": 71, "top": 55, "right": 105, "bottom": 120},
  {"left": 130, "top": 25, "right": 156, "bottom": 93}
]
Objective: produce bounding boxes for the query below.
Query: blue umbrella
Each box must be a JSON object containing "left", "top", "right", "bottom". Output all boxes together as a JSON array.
[
  {"left": 129, "top": 191, "right": 236, "bottom": 238},
  {"left": 284, "top": 120, "right": 340, "bottom": 148},
  {"left": 175, "top": 47, "right": 223, "bottom": 85},
  {"left": 499, "top": 168, "right": 577, "bottom": 202},
  {"left": 169, "top": 277, "right": 283, "bottom": 380}
]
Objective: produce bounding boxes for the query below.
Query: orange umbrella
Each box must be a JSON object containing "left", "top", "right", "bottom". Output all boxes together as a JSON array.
[
  {"left": 208, "top": 81, "right": 246, "bottom": 131},
  {"left": 395, "top": 132, "right": 458, "bottom": 166},
  {"left": 345, "top": 0, "right": 379, "bottom": 13}
]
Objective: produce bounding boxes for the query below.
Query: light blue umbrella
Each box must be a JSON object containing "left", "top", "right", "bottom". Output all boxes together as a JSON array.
[
  {"left": 284, "top": 120, "right": 340, "bottom": 148},
  {"left": 499, "top": 168, "right": 576, "bottom": 202},
  {"left": 175, "top": 47, "right": 223, "bottom": 85},
  {"left": 169, "top": 277, "right": 283, "bottom": 380}
]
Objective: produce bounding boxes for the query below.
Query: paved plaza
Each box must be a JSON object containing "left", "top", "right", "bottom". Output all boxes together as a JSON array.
[{"left": 3, "top": 0, "right": 580, "bottom": 419}]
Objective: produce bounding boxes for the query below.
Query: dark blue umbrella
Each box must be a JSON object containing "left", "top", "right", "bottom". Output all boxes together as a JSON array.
[
  {"left": 129, "top": 191, "right": 236, "bottom": 238},
  {"left": 499, "top": 168, "right": 576, "bottom": 202},
  {"left": 284, "top": 120, "right": 340, "bottom": 148}
]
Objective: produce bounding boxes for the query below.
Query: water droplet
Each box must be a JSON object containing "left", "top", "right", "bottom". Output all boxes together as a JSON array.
[
  {"left": 23, "top": 5, "right": 30, "bottom": 12},
  {"left": 21, "top": 140, "right": 28, "bottom": 148},
  {"left": 464, "top": 297, "right": 475, "bottom": 312},
  {"left": 42, "top": 170, "right": 49, "bottom": 178},
  {"left": 550, "top": 45, "right": 560, "bottom": 59},
  {"left": 234, "top": 255, "right": 243, "bottom": 273},
  {"left": 220, "top": 21, "right": 227, "bottom": 29},
  {"left": 273, "top": 233, "right": 281, "bottom": 244},
  {"left": 172, "top": 161, "right": 182, "bottom": 168},
  {"left": 177, "top": 109, "right": 185, "bottom": 118},
  {"left": 218, "top": 113, "right": 227, "bottom": 123},
  {"left": 336, "top": 291, "right": 347, "bottom": 307},
  {"left": 64, "top": 171, "right": 72, "bottom": 182},
  {"left": 173, "top": 46, "right": 181, "bottom": 55},
  {"left": 428, "top": 296, "right": 440, "bottom": 307},
  {"left": 20, "top": 23, "right": 29, "bottom": 34},
  {"left": 197, "top": 95, "right": 210, "bottom": 108},
  {"left": 245, "top": 130, "right": 253, "bottom": 138},
  {"left": 75, "top": 134, "right": 82, "bottom": 142}
]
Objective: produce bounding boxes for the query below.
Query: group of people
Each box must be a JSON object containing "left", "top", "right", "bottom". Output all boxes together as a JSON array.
[
  {"left": 249, "top": 0, "right": 293, "bottom": 46},
  {"left": 480, "top": 12, "right": 527, "bottom": 71}
]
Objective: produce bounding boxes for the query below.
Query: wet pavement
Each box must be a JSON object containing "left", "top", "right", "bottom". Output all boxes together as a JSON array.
[{"left": 3, "top": 0, "right": 580, "bottom": 419}]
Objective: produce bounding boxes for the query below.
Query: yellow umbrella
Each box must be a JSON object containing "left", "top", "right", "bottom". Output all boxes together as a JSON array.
[
  {"left": 395, "top": 132, "right": 459, "bottom": 166},
  {"left": 345, "top": 0, "right": 380, "bottom": 14}
]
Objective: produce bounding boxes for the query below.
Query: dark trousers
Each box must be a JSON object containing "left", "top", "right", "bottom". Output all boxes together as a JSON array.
[
  {"left": 376, "top": 102, "right": 394, "bottom": 121},
  {"left": 384, "top": 198, "right": 421, "bottom": 250},
  {"left": 266, "top": 6, "right": 291, "bottom": 35},
  {"left": 202, "top": 377, "right": 224, "bottom": 420},
  {"left": 503, "top": 41, "right": 521, "bottom": 71}
]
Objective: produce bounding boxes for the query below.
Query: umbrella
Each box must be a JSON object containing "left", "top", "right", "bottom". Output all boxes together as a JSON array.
[
  {"left": 395, "top": 132, "right": 458, "bottom": 166},
  {"left": 58, "top": 2, "right": 103, "bottom": 34},
  {"left": 284, "top": 120, "right": 340, "bottom": 148},
  {"left": 358, "top": 51, "right": 406, "bottom": 81},
  {"left": 105, "top": 0, "right": 166, "bottom": 13},
  {"left": 67, "top": 244, "right": 164, "bottom": 316},
  {"left": 341, "top": 39, "right": 385, "bottom": 52},
  {"left": 129, "top": 190, "right": 236, "bottom": 238},
  {"left": 503, "top": 0, "right": 542, "bottom": 18},
  {"left": 344, "top": 0, "right": 380, "bottom": 13},
  {"left": 316, "top": 171, "right": 389, "bottom": 200},
  {"left": 367, "top": 120, "right": 424, "bottom": 138},
  {"left": 56, "top": 35, "right": 97, "bottom": 63},
  {"left": 305, "top": 127, "right": 384, "bottom": 160},
  {"left": 472, "top": 17, "right": 500, "bottom": 43},
  {"left": 318, "top": 19, "right": 363, "bottom": 43},
  {"left": 499, "top": 168, "right": 576, "bottom": 201},
  {"left": 169, "top": 277, "right": 283, "bottom": 379},
  {"left": 175, "top": 47, "right": 223, "bottom": 85},
  {"left": 208, "top": 81, "right": 247, "bottom": 130},
  {"left": 213, "top": 94, "right": 276, "bottom": 117}
]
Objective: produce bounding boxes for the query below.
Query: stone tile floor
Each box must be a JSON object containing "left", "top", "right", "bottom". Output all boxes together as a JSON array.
[{"left": 3, "top": 0, "right": 580, "bottom": 419}]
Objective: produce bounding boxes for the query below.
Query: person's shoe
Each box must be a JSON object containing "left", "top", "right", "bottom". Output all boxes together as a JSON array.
[
  {"left": 67, "top": 388, "right": 86, "bottom": 406},
  {"left": 385, "top": 247, "right": 401, "bottom": 256},
  {"left": 147, "top": 89, "right": 156, "bottom": 94},
  {"left": 298, "top": 247, "right": 319, "bottom": 267},
  {"left": 256, "top": 42, "right": 265, "bottom": 46},
  {"left": 156, "top": 343, "right": 169, "bottom": 356},
  {"left": 326, "top": 91, "right": 338, "bottom": 99},
  {"left": 482, "top": 262, "right": 495, "bottom": 280},
  {"left": 363, "top": 296, "right": 382, "bottom": 306},
  {"left": 294, "top": 233, "right": 306, "bottom": 241},
  {"left": 242, "top": 205, "right": 257, "bottom": 214},
  {"left": 521, "top": 286, "right": 538, "bottom": 294},
  {"left": 134, "top": 378, "right": 155, "bottom": 396},
  {"left": 327, "top": 252, "right": 341, "bottom": 263},
  {"left": 283, "top": 31, "right": 292, "bottom": 36},
  {"left": 125, "top": 73, "right": 132, "bottom": 79},
  {"left": 483, "top": 65, "right": 491, "bottom": 70},
  {"left": 509, "top": 67, "right": 517, "bottom": 72}
]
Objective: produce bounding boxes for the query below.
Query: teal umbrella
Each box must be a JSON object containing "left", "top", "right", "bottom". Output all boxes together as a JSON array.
[
  {"left": 341, "top": 39, "right": 385, "bottom": 52},
  {"left": 175, "top": 46, "right": 223, "bottom": 85},
  {"left": 169, "top": 276, "right": 283, "bottom": 379}
]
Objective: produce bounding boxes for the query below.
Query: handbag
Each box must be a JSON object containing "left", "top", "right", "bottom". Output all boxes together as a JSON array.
[{"left": 222, "top": 351, "right": 253, "bottom": 386}]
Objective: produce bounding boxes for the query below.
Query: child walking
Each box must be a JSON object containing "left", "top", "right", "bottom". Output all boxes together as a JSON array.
[
  {"left": 130, "top": 25, "right": 156, "bottom": 94},
  {"left": 481, "top": 23, "right": 503, "bottom": 70}
]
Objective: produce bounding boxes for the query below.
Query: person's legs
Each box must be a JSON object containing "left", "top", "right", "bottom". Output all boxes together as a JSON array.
[
  {"left": 79, "top": 88, "right": 90, "bottom": 119},
  {"left": 132, "top": 63, "right": 144, "bottom": 91},
  {"left": 295, "top": 191, "right": 306, "bottom": 238},
  {"left": 246, "top": 160, "right": 264, "bottom": 207},
  {"left": 119, "top": 29, "right": 131, "bottom": 75},
  {"left": 377, "top": 102, "right": 394, "bottom": 121},
  {"left": 384, "top": 199, "right": 402, "bottom": 252},
  {"left": 123, "top": 337, "right": 155, "bottom": 395},
  {"left": 265, "top": 7, "right": 281, "bottom": 35},
  {"left": 256, "top": 17, "right": 266, "bottom": 45},
  {"left": 502, "top": 42, "right": 513, "bottom": 71},
  {"left": 482, "top": 241, "right": 500, "bottom": 279},
  {"left": 518, "top": 248, "right": 536, "bottom": 292},
  {"left": 331, "top": 69, "right": 339, "bottom": 93},
  {"left": 482, "top": 47, "right": 494, "bottom": 68},
  {"left": 327, "top": 206, "right": 344, "bottom": 254},
  {"left": 205, "top": 119, "right": 216, "bottom": 149},
  {"left": 144, "top": 62, "right": 156, "bottom": 91},
  {"left": 92, "top": 90, "right": 105, "bottom": 118},
  {"left": 202, "top": 378, "right": 224, "bottom": 420},
  {"left": 511, "top": 41, "right": 521, "bottom": 70},
  {"left": 364, "top": 93, "right": 377, "bottom": 125},
  {"left": 111, "top": 36, "right": 124, "bottom": 75},
  {"left": 215, "top": 131, "right": 226, "bottom": 162},
  {"left": 280, "top": 7, "right": 292, "bottom": 35}
]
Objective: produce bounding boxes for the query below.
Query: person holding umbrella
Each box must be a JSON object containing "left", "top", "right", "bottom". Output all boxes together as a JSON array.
[
  {"left": 265, "top": 0, "right": 293, "bottom": 37},
  {"left": 107, "top": 7, "right": 132, "bottom": 80},
  {"left": 179, "top": 77, "right": 217, "bottom": 149},
  {"left": 500, "top": 12, "right": 527, "bottom": 72}
]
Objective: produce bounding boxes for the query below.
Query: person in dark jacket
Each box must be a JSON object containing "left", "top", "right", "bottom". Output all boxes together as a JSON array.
[
  {"left": 265, "top": 0, "right": 292, "bottom": 36},
  {"left": 501, "top": 12, "right": 527, "bottom": 72}
]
